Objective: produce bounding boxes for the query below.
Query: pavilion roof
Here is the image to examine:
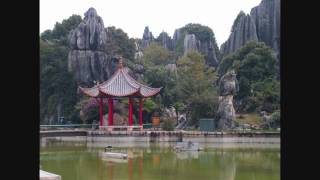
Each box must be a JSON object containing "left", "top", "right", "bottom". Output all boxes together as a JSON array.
[{"left": 79, "top": 60, "right": 162, "bottom": 98}]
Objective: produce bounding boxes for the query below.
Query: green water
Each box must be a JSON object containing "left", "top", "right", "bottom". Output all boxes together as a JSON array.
[{"left": 40, "top": 141, "right": 280, "bottom": 180}]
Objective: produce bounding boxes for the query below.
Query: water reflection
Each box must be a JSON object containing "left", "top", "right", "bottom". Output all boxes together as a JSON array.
[
  {"left": 176, "top": 151, "right": 199, "bottom": 160},
  {"left": 40, "top": 141, "right": 279, "bottom": 180}
]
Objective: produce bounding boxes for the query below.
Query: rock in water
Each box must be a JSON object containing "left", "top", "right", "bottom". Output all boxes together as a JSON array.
[
  {"left": 216, "top": 70, "right": 238, "bottom": 130},
  {"left": 68, "top": 8, "right": 115, "bottom": 86}
]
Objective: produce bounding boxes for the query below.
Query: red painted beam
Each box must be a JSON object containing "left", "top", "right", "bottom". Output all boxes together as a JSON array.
[
  {"left": 108, "top": 98, "right": 113, "bottom": 126},
  {"left": 129, "top": 98, "right": 133, "bottom": 126},
  {"left": 139, "top": 99, "right": 143, "bottom": 126},
  {"left": 99, "top": 97, "right": 103, "bottom": 126}
]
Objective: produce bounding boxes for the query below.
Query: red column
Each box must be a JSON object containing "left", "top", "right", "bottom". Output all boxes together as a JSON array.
[
  {"left": 99, "top": 97, "right": 103, "bottom": 126},
  {"left": 129, "top": 98, "right": 133, "bottom": 126},
  {"left": 108, "top": 98, "right": 113, "bottom": 126},
  {"left": 111, "top": 98, "right": 114, "bottom": 125},
  {"left": 139, "top": 99, "right": 143, "bottom": 127}
]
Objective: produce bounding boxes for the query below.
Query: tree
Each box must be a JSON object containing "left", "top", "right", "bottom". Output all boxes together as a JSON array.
[
  {"left": 40, "top": 15, "right": 82, "bottom": 46},
  {"left": 218, "top": 40, "right": 280, "bottom": 113},
  {"left": 40, "top": 40, "right": 79, "bottom": 124},
  {"left": 141, "top": 43, "right": 178, "bottom": 112},
  {"left": 105, "top": 26, "right": 136, "bottom": 60},
  {"left": 176, "top": 52, "right": 219, "bottom": 125},
  {"left": 141, "top": 42, "right": 174, "bottom": 66}
]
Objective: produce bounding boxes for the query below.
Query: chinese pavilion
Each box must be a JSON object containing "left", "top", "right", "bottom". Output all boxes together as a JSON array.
[{"left": 79, "top": 57, "right": 162, "bottom": 130}]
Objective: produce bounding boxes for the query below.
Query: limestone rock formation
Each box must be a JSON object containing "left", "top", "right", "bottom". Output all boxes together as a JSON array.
[
  {"left": 69, "top": 8, "right": 107, "bottom": 51},
  {"left": 216, "top": 70, "right": 238, "bottom": 130},
  {"left": 134, "top": 41, "right": 143, "bottom": 60},
  {"left": 184, "top": 34, "right": 199, "bottom": 55},
  {"left": 141, "top": 26, "right": 154, "bottom": 49},
  {"left": 250, "top": 0, "right": 280, "bottom": 58},
  {"left": 156, "top": 31, "right": 173, "bottom": 50},
  {"left": 221, "top": 0, "right": 280, "bottom": 58},
  {"left": 68, "top": 8, "right": 116, "bottom": 86},
  {"left": 220, "top": 11, "right": 258, "bottom": 54},
  {"left": 172, "top": 29, "right": 181, "bottom": 49},
  {"left": 173, "top": 26, "right": 219, "bottom": 67}
]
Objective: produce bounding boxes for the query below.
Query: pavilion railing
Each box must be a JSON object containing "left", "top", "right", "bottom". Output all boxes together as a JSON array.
[
  {"left": 40, "top": 123, "right": 153, "bottom": 131},
  {"left": 40, "top": 124, "right": 99, "bottom": 131}
]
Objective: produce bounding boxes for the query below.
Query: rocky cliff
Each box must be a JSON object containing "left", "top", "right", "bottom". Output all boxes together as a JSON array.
[
  {"left": 141, "top": 26, "right": 154, "bottom": 49},
  {"left": 221, "top": 0, "right": 280, "bottom": 58},
  {"left": 156, "top": 31, "right": 173, "bottom": 50},
  {"left": 251, "top": 0, "right": 280, "bottom": 58},
  {"left": 183, "top": 34, "right": 199, "bottom": 55},
  {"left": 173, "top": 24, "right": 220, "bottom": 67},
  {"left": 68, "top": 8, "right": 116, "bottom": 86},
  {"left": 220, "top": 11, "right": 258, "bottom": 55}
]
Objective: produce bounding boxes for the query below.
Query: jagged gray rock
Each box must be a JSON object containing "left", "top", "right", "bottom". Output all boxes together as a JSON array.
[
  {"left": 172, "top": 29, "right": 181, "bottom": 49},
  {"left": 221, "top": 0, "right": 280, "bottom": 58},
  {"left": 173, "top": 27, "right": 219, "bottom": 67},
  {"left": 250, "top": 0, "right": 280, "bottom": 58},
  {"left": 141, "top": 26, "right": 154, "bottom": 49},
  {"left": 157, "top": 31, "right": 173, "bottom": 50},
  {"left": 69, "top": 8, "right": 107, "bottom": 51},
  {"left": 68, "top": 7, "right": 115, "bottom": 86},
  {"left": 134, "top": 41, "right": 143, "bottom": 60},
  {"left": 216, "top": 70, "right": 238, "bottom": 130},
  {"left": 184, "top": 34, "right": 199, "bottom": 54},
  {"left": 68, "top": 50, "right": 115, "bottom": 86},
  {"left": 221, "top": 11, "right": 258, "bottom": 54}
]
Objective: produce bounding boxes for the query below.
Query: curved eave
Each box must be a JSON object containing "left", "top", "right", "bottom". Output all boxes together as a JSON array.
[
  {"left": 79, "top": 86, "right": 104, "bottom": 97},
  {"left": 79, "top": 66, "right": 162, "bottom": 98},
  {"left": 139, "top": 87, "right": 162, "bottom": 97}
]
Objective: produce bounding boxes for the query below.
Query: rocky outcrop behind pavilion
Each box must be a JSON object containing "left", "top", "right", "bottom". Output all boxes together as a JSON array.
[{"left": 68, "top": 8, "right": 116, "bottom": 86}]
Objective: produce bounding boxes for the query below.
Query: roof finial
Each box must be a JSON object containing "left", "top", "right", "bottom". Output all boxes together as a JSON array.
[{"left": 118, "top": 56, "right": 123, "bottom": 69}]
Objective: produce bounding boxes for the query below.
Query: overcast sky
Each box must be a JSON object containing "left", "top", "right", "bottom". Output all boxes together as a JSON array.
[{"left": 40, "top": 0, "right": 261, "bottom": 47}]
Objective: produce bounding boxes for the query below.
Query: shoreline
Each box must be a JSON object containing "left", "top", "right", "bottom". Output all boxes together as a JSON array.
[{"left": 40, "top": 130, "right": 280, "bottom": 148}]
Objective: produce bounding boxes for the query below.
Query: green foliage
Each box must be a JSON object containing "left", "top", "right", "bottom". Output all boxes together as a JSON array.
[
  {"left": 40, "top": 15, "right": 83, "bottom": 124},
  {"left": 40, "top": 15, "right": 82, "bottom": 46},
  {"left": 143, "top": 99, "right": 158, "bottom": 113},
  {"left": 176, "top": 52, "right": 219, "bottom": 125},
  {"left": 218, "top": 41, "right": 280, "bottom": 113},
  {"left": 105, "top": 26, "right": 136, "bottom": 60},
  {"left": 40, "top": 40, "right": 79, "bottom": 124},
  {"left": 270, "top": 110, "right": 280, "bottom": 128},
  {"left": 141, "top": 43, "right": 178, "bottom": 109},
  {"left": 161, "top": 117, "right": 175, "bottom": 131},
  {"left": 142, "top": 42, "right": 174, "bottom": 65}
]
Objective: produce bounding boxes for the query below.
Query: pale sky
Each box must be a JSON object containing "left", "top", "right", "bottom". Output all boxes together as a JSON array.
[{"left": 40, "top": 0, "right": 261, "bottom": 47}]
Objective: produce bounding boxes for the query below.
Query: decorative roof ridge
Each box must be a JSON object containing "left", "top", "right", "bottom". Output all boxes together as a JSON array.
[{"left": 121, "top": 67, "right": 140, "bottom": 89}]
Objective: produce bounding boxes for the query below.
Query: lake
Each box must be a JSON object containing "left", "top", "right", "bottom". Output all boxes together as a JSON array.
[{"left": 40, "top": 140, "right": 280, "bottom": 180}]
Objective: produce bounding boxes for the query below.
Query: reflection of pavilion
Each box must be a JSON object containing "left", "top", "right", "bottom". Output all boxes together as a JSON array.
[
  {"left": 176, "top": 151, "right": 199, "bottom": 160},
  {"left": 100, "top": 149, "right": 144, "bottom": 180},
  {"left": 80, "top": 57, "right": 161, "bottom": 131}
]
